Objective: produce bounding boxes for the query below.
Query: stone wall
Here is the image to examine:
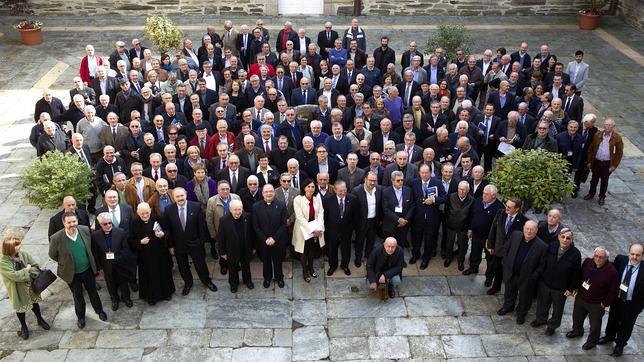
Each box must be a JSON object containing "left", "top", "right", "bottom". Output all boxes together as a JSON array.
[
  {"left": 28, "top": 0, "right": 278, "bottom": 16},
  {"left": 619, "top": 0, "right": 644, "bottom": 31},
  {"left": 361, "top": 0, "right": 589, "bottom": 16}
]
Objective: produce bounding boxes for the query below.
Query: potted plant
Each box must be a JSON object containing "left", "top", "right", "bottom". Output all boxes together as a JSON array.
[
  {"left": 2, "top": 0, "right": 43, "bottom": 45},
  {"left": 22, "top": 151, "right": 95, "bottom": 209},
  {"left": 144, "top": 15, "right": 183, "bottom": 54},
  {"left": 579, "top": 0, "right": 609, "bottom": 30},
  {"left": 489, "top": 149, "right": 574, "bottom": 213}
]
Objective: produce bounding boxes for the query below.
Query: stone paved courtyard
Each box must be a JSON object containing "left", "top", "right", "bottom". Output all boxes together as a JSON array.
[{"left": 0, "top": 15, "right": 642, "bottom": 361}]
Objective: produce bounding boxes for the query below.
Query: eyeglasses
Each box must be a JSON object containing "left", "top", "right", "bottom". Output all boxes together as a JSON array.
[
  {"left": 131, "top": 125, "right": 140, "bottom": 128},
  {"left": 317, "top": 150, "right": 327, "bottom": 153},
  {"left": 167, "top": 170, "right": 177, "bottom": 173},
  {"left": 280, "top": 179, "right": 291, "bottom": 183},
  {"left": 168, "top": 132, "right": 177, "bottom": 135},
  {"left": 538, "top": 127, "right": 548, "bottom": 130},
  {"left": 394, "top": 179, "right": 404, "bottom": 183},
  {"left": 100, "top": 222, "right": 112, "bottom": 226}
]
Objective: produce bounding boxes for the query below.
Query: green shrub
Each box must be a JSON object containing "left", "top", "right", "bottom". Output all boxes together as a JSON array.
[
  {"left": 22, "top": 151, "right": 94, "bottom": 209},
  {"left": 426, "top": 24, "right": 472, "bottom": 62},
  {"left": 489, "top": 149, "right": 574, "bottom": 213},
  {"left": 144, "top": 15, "right": 183, "bottom": 54}
]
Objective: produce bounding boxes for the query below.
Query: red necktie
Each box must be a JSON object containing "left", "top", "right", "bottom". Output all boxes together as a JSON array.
[
  {"left": 265, "top": 140, "right": 271, "bottom": 154},
  {"left": 154, "top": 171, "right": 159, "bottom": 180}
]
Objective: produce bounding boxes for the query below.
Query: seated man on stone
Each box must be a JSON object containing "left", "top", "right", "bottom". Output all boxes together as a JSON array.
[{"left": 367, "top": 237, "right": 404, "bottom": 299}]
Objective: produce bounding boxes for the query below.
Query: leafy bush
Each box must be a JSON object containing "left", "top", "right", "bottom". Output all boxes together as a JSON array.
[
  {"left": 582, "top": 0, "right": 609, "bottom": 13},
  {"left": 426, "top": 24, "right": 471, "bottom": 62},
  {"left": 22, "top": 151, "right": 94, "bottom": 209},
  {"left": 489, "top": 149, "right": 574, "bottom": 213},
  {"left": 144, "top": 15, "right": 183, "bottom": 53}
]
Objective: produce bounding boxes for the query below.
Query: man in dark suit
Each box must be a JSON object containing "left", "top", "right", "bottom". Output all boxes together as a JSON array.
[
  {"left": 381, "top": 170, "right": 415, "bottom": 251},
  {"left": 487, "top": 81, "right": 516, "bottom": 120},
  {"left": 275, "top": 21, "right": 298, "bottom": 53},
  {"left": 557, "top": 120, "right": 584, "bottom": 174},
  {"left": 216, "top": 155, "right": 250, "bottom": 194},
  {"left": 92, "top": 212, "right": 134, "bottom": 311},
  {"left": 438, "top": 163, "right": 459, "bottom": 257},
  {"left": 128, "top": 39, "right": 147, "bottom": 63},
  {"left": 34, "top": 90, "right": 66, "bottom": 122},
  {"left": 317, "top": 22, "right": 339, "bottom": 60},
  {"left": 290, "top": 78, "right": 316, "bottom": 106},
  {"left": 277, "top": 109, "right": 304, "bottom": 150},
  {"left": 307, "top": 144, "right": 340, "bottom": 183},
  {"left": 499, "top": 222, "right": 547, "bottom": 324},
  {"left": 573, "top": 115, "right": 598, "bottom": 197},
  {"left": 324, "top": 181, "right": 360, "bottom": 276},
  {"left": 91, "top": 68, "right": 119, "bottom": 103},
  {"left": 532, "top": 227, "right": 581, "bottom": 335},
  {"left": 94, "top": 189, "right": 134, "bottom": 237},
  {"left": 235, "top": 136, "right": 263, "bottom": 174},
  {"left": 48, "top": 196, "right": 91, "bottom": 238},
  {"left": 162, "top": 187, "right": 217, "bottom": 295},
  {"left": 218, "top": 200, "right": 256, "bottom": 293},
  {"left": 99, "top": 112, "right": 129, "bottom": 153},
  {"left": 410, "top": 164, "right": 447, "bottom": 269},
  {"left": 599, "top": 243, "right": 644, "bottom": 357},
  {"left": 195, "top": 79, "right": 218, "bottom": 109},
  {"left": 486, "top": 197, "right": 528, "bottom": 295},
  {"left": 252, "top": 184, "right": 289, "bottom": 288},
  {"left": 272, "top": 69, "right": 293, "bottom": 102},
  {"left": 382, "top": 151, "right": 419, "bottom": 187},
  {"left": 464, "top": 184, "right": 504, "bottom": 275},
  {"left": 114, "top": 79, "right": 144, "bottom": 124},
  {"left": 370, "top": 119, "right": 402, "bottom": 154},
  {"left": 401, "top": 41, "right": 424, "bottom": 70},
  {"left": 562, "top": 84, "right": 584, "bottom": 122},
  {"left": 373, "top": 36, "right": 396, "bottom": 75},
  {"left": 510, "top": 42, "right": 531, "bottom": 70},
  {"left": 444, "top": 180, "right": 474, "bottom": 270},
  {"left": 352, "top": 172, "right": 382, "bottom": 267},
  {"left": 397, "top": 72, "right": 421, "bottom": 110},
  {"left": 474, "top": 103, "right": 501, "bottom": 173}
]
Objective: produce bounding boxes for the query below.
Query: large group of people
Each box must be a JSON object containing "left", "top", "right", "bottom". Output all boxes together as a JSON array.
[{"left": 8, "top": 17, "right": 637, "bottom": 356}]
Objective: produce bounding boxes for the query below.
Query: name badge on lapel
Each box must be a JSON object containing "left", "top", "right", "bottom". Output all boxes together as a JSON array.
[
  {"left": 106, "top": 252, "right": 115, "bottom": 260},
  {"left": 620, "top": 283, "right": 628, "bottom": 293},
  {"left": 581, "top": 281, "right": 590, "bottom": 290}
]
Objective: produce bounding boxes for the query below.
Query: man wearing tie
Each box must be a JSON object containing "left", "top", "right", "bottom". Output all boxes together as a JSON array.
[
  {"left": 486, "top": 197, "right": 528, "bottom": 295},
  {"left": 397, "top": 71, "right": 420, "bottom": 111},
  {"left": 599, "top": 243, "right": 644, "bottom": 357},
  {"left": 475, "top": 103, "right": 500, "bottom": 173},
  {"left": 323, "top": 180, "right": 359, "bottom": 276},
  {"left": 99, "top": 112, "right": 128, "bottom": 153},
  {"left": 317, "top": 22, "right": 339, "bottom": 60},
  {"left": 163, "top": 187, "right": 217, "bottom": 295},
  {"left": 381, "top": 171, "right": 415, "bottom": 253},
  {"left": 94, "top": 189, "right": 134, "bottom": 238},
  {"left": 290, "top": 77, "right": 316, "bottom": 106}
]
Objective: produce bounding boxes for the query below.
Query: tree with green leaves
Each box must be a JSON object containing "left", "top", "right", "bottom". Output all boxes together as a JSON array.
[
  {"left": 426, "top": 24, "right": 472, "bottom": 63},
  {"left": 144, "top": 16, "right": 183, "bottom": 54}
]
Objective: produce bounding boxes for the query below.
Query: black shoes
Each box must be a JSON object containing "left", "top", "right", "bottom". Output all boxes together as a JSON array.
[
  {"left": 487, "top": 286, "right": 500, "bottom": 295},
  {"left": 566, "top": 330, "right": 583, "bottom": 338},
  {"left": 598, "top": 336, "right": 615, "bottom": 345},
  {"left": 516, "top": 316, "right": 526, "bottom": 325},
  {"left": 582, "top": 341, "right": 596, "bottom": 350},
  {"left": 387, "top": 283, "right": 396, "bottom": 298},
  {"left": 309, "top": 268, "right": 318, "bottom": 278},
  {"left": 111, "top": 301, "right": 119, "bottom": 311},
  {"left": 545, "top": 328, "right": 555, "bottom": 336},
  {"left": 246, "top": 281, "right": 255, "bottom": 290},
  {"left": 457, "top": 262, "right": 464, "bottom": 271},
  {"left": 77, "top": 318, "right": 86, "bottom": 329},
  {"left": 354, "top": 260, "right": 362, "bottom": 268},
  {"left": 443, "top": 258, "right": 452, "bottom": 268},
  {"left": 303, "top": 269, "right": 311, "bottom": 283},
  {"left": 129, "top": 282, "right": 138, "bottom": 292},
  {"left": 276, "top": 279, "right": 285, "bottom": 288},
  {"left": 206, "top": 282, "right": 218, "bottom": 292},
  {"left": 463, "top": 268, "right": 478, "bottom": 276},
  {"left": 409, "top": 256, "right": 418, "bottom": 264},
  {"left": 98, "top": 311, "right": 107, "bottom": 321},
  {"left": 342, "top": 267, "right": 351, "bottom": 276},
  {"left": 611, "top": 345, "right": 624, "bottom": 357},
  {"left": 497, "top": 307, "right": 513, "bottom": 315},
  {"left": 37, "top": 318, "right": 50, "bottom": 330},
  {"left": 230, "top": 284, "right": 238, "bottom": 293},
  {"left": 598, "top": 197, "right": 606, "bottom": 206},
  {"left": 124, "top": 299, "right": 133, "bottom": 308},
  {"left": 483, "top": 279, "right": 492, "bottom": 287},
  {"left": 420, "top": 260, "right": 429, "bottom": 270},
  {"left": 221, "top": 266, "right": 228, "bottom": 275},
  {"left": 327, "top": 267, "right": 336, "bottom": 276},
  {"left": 583, "top": 193, "right": 594, "bottom": 200},
  {"left": 17, "top": 327, "right": 29, "bottom": 340},
  {"left": 263, "top": 280, "right": 271, "bottom": 288},
  {"left": 182, "top": 284, "right": 192, "bottom": 296},
  {"left": 531, "top": 320, "right": 547, "bottom": 328}
]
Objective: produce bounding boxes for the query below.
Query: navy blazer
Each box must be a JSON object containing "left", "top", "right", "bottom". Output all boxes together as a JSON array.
[
  {"left": 612, "top": 255, "right": 644, "bottom": 309},
  {"left": 308, "top": 158, "right": 340, "bottom": 183},
  {"left": 487, "top": 91, "right": 517, "bottom": 120},
  {"left": 162, "top": 201, "right": 208, "bottom": 252},
  {"left": 510, "top": 51, "right": 531, "bottom": 69},
  {"left": 381, "top": 185, "right": 415, "bottom": 234},
  {"left": 186, "top": 178, "right": 218, "bottom": 203},
  {"left": 410, "top": 177, "right": 447, "bottom": 225},
  {"left": 556, "top": 131, "right": 584, "bottom": 168},
  {"left": 290, "top": 87, "right": 317, "bottom": 106},
  {"left": 352, "top": 184, "right": 383, "bottom": 224},
  {"left": 495, "top": 120, "right": 527, "bottom": 148}
]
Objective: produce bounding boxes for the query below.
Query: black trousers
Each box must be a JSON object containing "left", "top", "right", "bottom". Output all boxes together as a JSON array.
[
  {"left": 502, "top": 275, "right": 537, "bottom": 318},
  {"left": 604, "top": 298, "right": 643, "bottom": 347},
  {"left": 535, "top": 281, "right": 568, "bottom": 329},
  {"left": 411, "top": 221, "right": 440, "bottom": 262},
  {"left": 104, "top": 268, "right": 130, "bottom": 302},
  {"left": 228, "top": 254, "right": 251, "bottom": 286},
  {"left": 571, "top": 297, "right": 605, "bottom": 344},
  {"left": 446, "top": 227, "right": 468, "bottom": 262},
  {"left": 328, "top": 236, "right": 351, "bottom": 269},
  {"left": 355, "top": 218, "right": 377, "bottom": 261},
  {"left": 588, "top": 159, "right": 611, "bottom": 198},
  {"left": 175, "top": 245, "right": 212, "bottom": 287},
  {"left": 469, "top": 234, "right": 486, "bottom": 270},
  {"left": 480, "top": 143, "right": 496, "bottom": 173},
  {"left": 68, "top": 269, "right": 104, "bottom": 319},
  {"left": 259, "top": 242, "right": 284, "bottom": 281},
  {"left": 573, "top": 167, "right": 590, "bottom": 191},
  {"left": 486, "top": 254, "right": 504, "bottom": 289},
  {"left": 384, "top": 226, "right": 409, "bottom": 251}
]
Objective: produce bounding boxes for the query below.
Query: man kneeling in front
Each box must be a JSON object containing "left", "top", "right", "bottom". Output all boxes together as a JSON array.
[{"left": 367, "top": 237, "right": 404, "bottom": 299}]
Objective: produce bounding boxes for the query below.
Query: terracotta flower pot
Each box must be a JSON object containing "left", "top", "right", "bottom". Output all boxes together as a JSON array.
[
  {"left": 579, "top": 11, "right": 601, "bottom": 30},
  {"left": 18, "top": 27, "right": 43, "bottom": 46}
]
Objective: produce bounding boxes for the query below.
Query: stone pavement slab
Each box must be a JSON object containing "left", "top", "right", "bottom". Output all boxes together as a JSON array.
[
  {"left": 292, "top": 325, "right": 329, "bottom": 360},
  {"left": 141, "top": 347, "right": 232, "bottom": 362},
  {"left": 482, "top": 333, "right": 535, "bottom": 357},
  {"left": 292, "top": 299, "right": 327, "bottom": 325},
  {"left": 230, "top": 347, "right": 291, "bottom": 362},
  {"left": 368, "top": 335, "right": 411, "bottom": 359},
  {"left": 205, "top": 299, "right": 292, "bottom": 328},
  {"left": 65, "top": 348, "right": 143, "bottom": 362},
  {"left": 168, "top": 328, "right": 212, "bottom": 347},
  {"left": 408, "top": 335, "right": 447, "bottom": 358},
  {"left": 327, "top": 297, "right": 407, "bottom": 318},
  {"left": 441, "top": 335, "right": 487, "bottom": 358},
  {"left": 405, "top": 296, "right": 464, "bottom": 317}
]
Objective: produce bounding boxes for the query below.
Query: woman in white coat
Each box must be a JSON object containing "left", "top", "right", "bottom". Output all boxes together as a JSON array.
[{"left": 292, "top": 179, "right": 325, "bottom": 282}]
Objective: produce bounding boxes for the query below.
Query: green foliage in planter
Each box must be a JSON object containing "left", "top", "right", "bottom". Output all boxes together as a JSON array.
[
  {"left": 21, "top": 151, "right": 94, "bottom": 209},
  {"left": 583, "top": 0, "right": 609, "bottom": 12},
  {"left": 144, "top": 15, "right": 183, "bottom": 54},
  {"left": 489, "top": 149, "right": 574, "bottom": 213},
  {"left": 426, "top": 24, "right": 472, "bottom": 63}
]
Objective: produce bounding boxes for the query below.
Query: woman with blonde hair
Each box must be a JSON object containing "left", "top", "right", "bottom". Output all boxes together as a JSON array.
[{"left": 0, "top": 237, "right": 50, "bottom": 340}]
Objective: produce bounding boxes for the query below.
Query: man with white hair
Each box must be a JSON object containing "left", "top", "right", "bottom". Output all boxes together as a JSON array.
[
  {"left": 317, "top": 21, "right": 339, "bottom": 60},
  {"left": 572, "top": 113, "right": 598, "bottom": 198},
  {"left": 34, "top": 89, "right": 66, "bottom": 122},
  {"left": 276, "top": 21, "right": 298, "bottom": 53},
  {"left": 76, "top": 105, "right": 108, "bottom": 162},
  {"left": 218, "top": 199, "right": 254, "bottom": 293},
  {"left": 36, "top": 119, "right": 69, "bottom": 156},
  {"left": 70, "top": 76, "right": 97, "bottom": 106},
  {"left": 583, "top": 118, "right": 623, "bottom": 206},
  {"left": 108, "top": 40, "right": 131, "bottom": 72}
]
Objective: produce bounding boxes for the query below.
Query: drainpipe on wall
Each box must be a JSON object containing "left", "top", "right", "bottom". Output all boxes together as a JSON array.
[
  {"left": 607, "top": 0, "right": 618, "bottom": 16},
  {"left": 354, "top": 0, "right": 362, "bottom": 16}
]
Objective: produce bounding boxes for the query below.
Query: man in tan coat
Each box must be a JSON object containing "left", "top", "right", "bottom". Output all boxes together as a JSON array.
[{"left": 583, "top": 118, "right": 623, "bottom": 206}]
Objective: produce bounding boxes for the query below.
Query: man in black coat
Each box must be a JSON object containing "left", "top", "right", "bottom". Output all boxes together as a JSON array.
[
  {"left": 352, "top": 172, "right": 382, "bottom": 267},
  {"left": 381, "top": 170, "right": 415, "bottom": 251},
  {"left": 162, "top": 187, "right": 217, "bottom": 295},
  {"left": 317, "top": 22, "right": 339, "bottom": 60},
  {"left": 48, "top": 196, "right": 91, "bottom": 238},
  {"left": 372, "top": 36, "right": 396, "bottom": 75},
  {"left": 252, "top": 184, "right": 289, "bottom": 288},
  {"left": 218, "top": 200, "right": 256, "bottom": 293},
  {"left": 34, "top": 90, "right": 66, "bottom": 122},
  {"left": 92, "top": 213, "right": 134, "bottom": 311},
  {"left": 36, "top": 120, "right": 69, "bottom": 157},
  {"left": 93, "top": 190, "right": 134, "bottom": 238},
  {"left": 444, "top": 181, "right": 474, "bottom": 271},
  {"left": 599, "top": 243, "right": 644, "bottom": 357},
  {"left": 409, "top": 164, "right": 447, "bottom": 269},
  {"left": 572, "top": 114, "right": 598, "bottom": 197},
  {"left": 464, "top": 184, "right": 504, "bottom": 275},
  {"left": 324, "top": 180, "right": 359, "bottom": 276},
  {"left": 532, "top": 227, "right": 581, "bottom": 335},
  {"left": 367, "top": 237, "right": 404, "bottom": 299},
  {"left": 498, "top": 221, "right": 547, "bottom": 324},
  {"left": 486, "top": 197, "right": 528, "bottom": 294},
  {"left": 473, "top": 103, "right": 501, "bottom": 173}
]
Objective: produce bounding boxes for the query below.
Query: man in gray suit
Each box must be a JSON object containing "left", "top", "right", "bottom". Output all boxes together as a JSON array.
[
  {"left": 566, "top": 50, "right": 589, "bottom": 95},
  {"left": 275, "top": 172, "right": 299, "bottom": 231},
  {"left": 49, "top": 212, "right": 107, "bottom": 329},
  {"left": 337, "top": 153, "right": 366, "bottom": 190},
  {"left": 382, "top": 151, "right": 419, "bottom": 186}
]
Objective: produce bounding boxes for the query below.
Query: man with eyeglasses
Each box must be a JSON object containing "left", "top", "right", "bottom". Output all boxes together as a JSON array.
[
  {"left": 290, "top": 77, "right": 316, "bottom": 107},
  {"left": 567, "top": 247, "right": 619, "bottom": 350},
  {"left": 209, "top": 93, "right": 237, "bottom": 124},
  {"left": 275, "top": 172, "right": 299, "bottom": 230},
  {"left": 523, "top": 121, "right": 558, "bottom": 153},
  {"left": 532, "top": 227, "right": 581, "bottom": 336},
  {"left": 272, "top": 67, "right": 292, "bottom": 101},
  {"left": 115, "top": 78, "right": 143, "bottom": 124},
  {"left": 96, "top": 145, "right": 128, "bottom": 195},
  {"left": 381, "top": 171, "right": 414, "bottom": 254},
  {"left": 309, "top": 144, "right": 340, "bottom": 183}
]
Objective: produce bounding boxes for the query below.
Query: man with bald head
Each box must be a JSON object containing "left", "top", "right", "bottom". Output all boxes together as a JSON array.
[
  {"left": 367, "top": 237, "right": 404, "bottom": 299},
  {"left": 218, "top": 199, "right": 255, "bottom": 293},
  {"left": 498, "top": 220, "right": 547, "bottom": 325},
  {"left": 34, "top": 89, "right": 66, "bottom": 122},
  {"left": 584, "top": 118, "right": 623, "bottom": 206},
  {"left": 48, "top": 196, "right": 91, "bottom": 238}
]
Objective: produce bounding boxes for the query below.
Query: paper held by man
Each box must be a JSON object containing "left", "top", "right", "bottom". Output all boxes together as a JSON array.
[{"left": 497, "top": 142, "right": 516, "bottom": 155}]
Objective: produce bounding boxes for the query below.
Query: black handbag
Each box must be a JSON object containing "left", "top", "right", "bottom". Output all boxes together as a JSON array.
[{"left": 31, "top": 270, "right": 57, "bottom": 294}]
